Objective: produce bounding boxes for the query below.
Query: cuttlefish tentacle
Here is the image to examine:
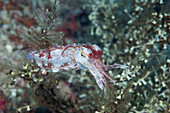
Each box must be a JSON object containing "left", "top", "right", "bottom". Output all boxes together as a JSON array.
[
  {"left": 103, "top": 65, "right": 129, "bottom": 71},
  {"left": 74, "top": 45, "right": 127, "bottom": 90},
  {"left": 88, "top": 60, "right": 109, "bottom": 90}
]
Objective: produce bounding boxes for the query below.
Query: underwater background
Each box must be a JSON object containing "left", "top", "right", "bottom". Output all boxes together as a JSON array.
[{"left": 0, "top": 0, "right": 169, "bottom": 113}]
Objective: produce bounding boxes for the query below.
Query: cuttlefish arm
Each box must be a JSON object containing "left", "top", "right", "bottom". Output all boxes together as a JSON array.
[
  {"left": 74, "top": 44, "right": 128, "bottom": 90},
  {"left": 103, "top": 64, "right": 129, "bottom": 71}
]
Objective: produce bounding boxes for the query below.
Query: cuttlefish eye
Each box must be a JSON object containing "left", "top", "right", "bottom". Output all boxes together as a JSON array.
[
  {"left": 80, "top": 53, "right": 86, "bottom": 58},
  {"left": 80, "top": 52, "right": 92, "bottom": 59}
]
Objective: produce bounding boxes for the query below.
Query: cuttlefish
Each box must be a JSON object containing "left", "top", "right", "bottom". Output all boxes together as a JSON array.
[{"left": 26, "top": 44, "right": 127, "bottom": 90}]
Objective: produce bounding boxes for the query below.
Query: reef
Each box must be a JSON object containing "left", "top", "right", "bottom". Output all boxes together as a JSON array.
[{"left": 0, "top": 0, "right": 169, "bottom": 113}]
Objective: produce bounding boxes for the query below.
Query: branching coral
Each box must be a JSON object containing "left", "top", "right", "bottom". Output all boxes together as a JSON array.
[{"left": 87, "top": 0, "right": 169, "bottom": 112}]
